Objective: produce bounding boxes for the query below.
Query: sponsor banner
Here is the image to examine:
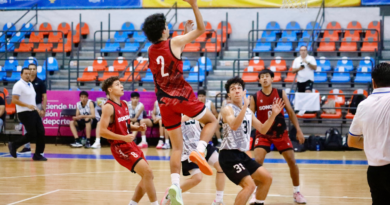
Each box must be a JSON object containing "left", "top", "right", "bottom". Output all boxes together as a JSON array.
[
  {"left": 143, "top": 0, "right": 360, "bottom": 7},
  {"left": 0, "top": 0, "right": 141, "bottom": 10},
  {"left": 44, "top": 91, "right": 156, "bottom": 136},
  {"left": 362, "top": 0, "right": 390, "bottom": 5}
]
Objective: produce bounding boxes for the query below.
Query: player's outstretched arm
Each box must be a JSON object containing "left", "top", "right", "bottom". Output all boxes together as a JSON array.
[
  {"left": 252, "top": 98, "right": 285, "bottom": 135},
  {"left": 99, "top": 104, "right": 135, "bottom": 142}
]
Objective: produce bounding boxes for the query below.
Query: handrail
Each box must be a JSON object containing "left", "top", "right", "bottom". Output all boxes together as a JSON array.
[{"left": 165, "top": 2, "right": 178, "bottom": 28}]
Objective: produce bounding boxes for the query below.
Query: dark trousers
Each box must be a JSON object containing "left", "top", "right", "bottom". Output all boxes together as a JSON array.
[
  {"left": 14, "top": 111, "right": 45, "bottom": 154},
  {"left": 367, "top": 163, "right": 390, "bottom": 205}
]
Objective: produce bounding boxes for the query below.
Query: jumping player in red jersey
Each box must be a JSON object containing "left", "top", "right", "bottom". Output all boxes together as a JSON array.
[
  {"left": 249, "top": 69, "right": 307, "bottom": 204},
  {"left": 99, "top": 77, "right": 159, "bottom": 205},
  {"left": 142, "top": 0, "right": 218, "bottom": 204}
]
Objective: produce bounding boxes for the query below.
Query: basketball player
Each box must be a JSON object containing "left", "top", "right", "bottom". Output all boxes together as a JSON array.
[
  {"left": 219, "top": 76, "right": 284, "bottom": 205},
  {"left": 249, "top": 69, "right": 306, "bottom": 204},
  {"left": 126, "top": 92, "right": 145, "bottom": 148},
  {"left": 100, "top": 77, "right": 159, "bottom": 205},
  {"left": 143, "top": 0, "right": 218, "bottom": 204},
  {"left": 161, "top": 115, "right": 226, "bottom": 205}
]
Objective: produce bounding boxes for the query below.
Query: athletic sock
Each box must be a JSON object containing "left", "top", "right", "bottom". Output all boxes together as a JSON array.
[
  {"left": 165, "top": 138, "right": 170, "bottom": 144},
  {"left": 255, "top": 200, "right": 264, "bottom": 204},
  {"left": 95, "top": 138, "right": 100, "bottom": 144},
  {"left": 293, "top": 186, "right": 300, "bottom": 193},
  {"left": 159, "top": 135, "right": 164, "bottom": 139},
  {"left": 150, "top": 201, "right": 159, "bottom": 205},
  {"left": 171, "top": 173, "right": 180, "bottom": 186},
  {"left": 24, "top": 143, "right": 31, "bottom": 149},
  {"left": 141, "top": 135, "right": 147, "bottom": 143},
  {"left": 215, "top": 191, "right": 224, "bottom": 202},
  {"left": 196, "top": 140, "right": 208, "bottom": 153},
  {"left": 128, "top": 200, "right": 138, "bottom": 205}
]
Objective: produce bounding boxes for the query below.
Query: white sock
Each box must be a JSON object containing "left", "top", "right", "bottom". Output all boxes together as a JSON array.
[
  {"left": 95, "top": 138, "right": 100, "bottom": 144},
  {"left": 293, "top": 186, "right": 300, "bottom": 193},
  {"left": 171, "top": 173, "right": 180, "bottom": 186},
  {"left": 160, "top": 136, "right": 164, "bottom": 139},
  {"left": 215, "top": 191, "right": 224, "bottom": 202},
  {"left": 128, "top": 200, "right": 138, "bottom": 205},
  {"left": 217, "top": 138, "right": 222, "bottom": 143},
  {"left": 196, "top": 140, "right": 208, "bottom": 153},
  {"left": 255, "top": 200, "right": 264, "bottom": 204},
  {"left": 141, "top": 135, "right": 147, "bottom": 143},
  {"left": 165, "top": 139, "right": 170, "bottom": 144},
  {"left": 151, "top": 201, "right": 159, "bottom": 205}
]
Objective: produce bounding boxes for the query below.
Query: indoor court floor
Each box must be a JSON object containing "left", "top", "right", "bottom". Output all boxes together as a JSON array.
[{"left": 0, "top": 144, "right": 371, "bottom": 205}]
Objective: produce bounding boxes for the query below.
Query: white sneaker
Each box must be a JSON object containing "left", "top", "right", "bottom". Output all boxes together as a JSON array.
[
  {"left": 70, "top": 142, "right": 83, "bottom": 148},
  {"left": 162, "top": 143, "right": 171, "bottom": 149},
  {"left": 168, "top": 184, "right": 183, "bottom": 205},
  {"left": 211, "top": 200, "right": 225, "bottom": 205},
  {"left": 137, "top": 141, "right": 148, "bottom": 149},
  {"left": 156, "top": 140, "right": 164, "bottom": 149},
  {"left": 91, "top": 142, "right": 101, "bottom": 149},
  {"left": 161, "top": 187, "right": 171, "bottom": 205}
]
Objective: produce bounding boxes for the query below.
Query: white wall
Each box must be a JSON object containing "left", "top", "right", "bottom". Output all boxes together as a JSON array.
[{"left": 0, "top": 7, "right": 382, "bottom": 40}]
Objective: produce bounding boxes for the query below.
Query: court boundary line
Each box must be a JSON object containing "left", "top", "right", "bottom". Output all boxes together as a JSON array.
[{"left": 7, "top": 189, "right": 60, "bottom": 205}]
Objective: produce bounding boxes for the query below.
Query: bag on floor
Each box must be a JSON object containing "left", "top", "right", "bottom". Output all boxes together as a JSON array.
[
  {"left": 349, "top": 94, "right": 366, "bottom": 115},
  {"left": 324, "top": 128, "right": 343, "bottom": 150},
  {"left": 307, "top": 135, "right": 324, "bottom": 151}
]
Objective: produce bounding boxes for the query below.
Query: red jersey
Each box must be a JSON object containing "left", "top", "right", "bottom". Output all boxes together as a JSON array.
[
  {"left": 253, "top": 88, "right": 287, "bottom": 138},
  {"left": 106, "top": 99, "right": 131, "bottom": 145},
  {"left": 148, "top": 39, "right": 195, "bottom": 106}
]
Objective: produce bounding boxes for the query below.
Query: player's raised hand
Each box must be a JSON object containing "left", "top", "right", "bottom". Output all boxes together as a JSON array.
[
  {"left": 183, "top": 0, "right": 197, "bottom": 6},
  {"left": 243, "top": 90, "right": 250, "bottom": 107},
  {"left": 184, "top": 20, "right": 194, "bottom": 34},
  {"left": 123, "top": 134, "right": 135, "bottom": 142},
  {"left": 271, "top": 98, "right": 285, "bottom": 115}
]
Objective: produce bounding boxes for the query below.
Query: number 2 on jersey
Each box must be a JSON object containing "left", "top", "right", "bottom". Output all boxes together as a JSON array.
[{"left": 157, "top": 56, "right": 169, "bottom": 77}]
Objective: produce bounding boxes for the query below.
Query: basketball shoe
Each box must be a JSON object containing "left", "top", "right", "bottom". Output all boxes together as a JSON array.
[
  {"left": 137, "top": 141, "right": 148, "bottom": 148},
  {"left": 211, "top": 200, "right": 225, "bottom": 205},
  {"left": 168, "top": 184, "right": 183, "bottom": 205},
  {"left": 161, "top": 187, "right": 171, "bottom": 205},
  {"left": 189, "top": 150, "right": 213, "bottom": 175},
  {"left": 162, "top": 143, "right": 171, "bottom": 149},
  {"left": 156, "top": 140, "right": 164, "bottom": 149},
  {"left": 293, "top": 192, "right": 307, "bottom": 204}
]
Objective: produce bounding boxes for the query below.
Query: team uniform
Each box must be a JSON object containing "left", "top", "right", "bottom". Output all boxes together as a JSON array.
[
  {"left": 219, "top": 104, "right": 261, "bottom": 185},
  {"left": 253, "top": 88, "right": 293, "bottom": 153},
  {"left": 148, "top": 40, "right": 206, "bottom": 130},
  {"left": 106, "top": 99, "right": 146, "bottom": 173},
  {"left": 181, "top": 119, "right": 218, "bottom": 176},
  {"left": 76, "top": 100, "right": 98, "bottom": 130},
  {"left": 127, "top": 101, "right": 144, "bottom": 123}
]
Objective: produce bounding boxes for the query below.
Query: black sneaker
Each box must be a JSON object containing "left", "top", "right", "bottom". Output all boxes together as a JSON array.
[
  {"left": 32, "top": 154, "right": 47, "bottom": 161},
  {"left": 18, "top": 147, "right": 31, "bottom": 154},
  {"left": 8, "top": 142, "right": 17, "bottom": 158},
  {"left": 84, "top": 140, "right": 91, "bottom": 148}
]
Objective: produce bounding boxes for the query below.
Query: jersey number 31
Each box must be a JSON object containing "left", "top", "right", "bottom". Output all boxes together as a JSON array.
[{"left": 157, "top": 56, "right": 169, "bottom": 77}]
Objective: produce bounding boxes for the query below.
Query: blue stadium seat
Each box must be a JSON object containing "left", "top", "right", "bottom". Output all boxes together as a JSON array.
[
  {"left": 358, "top": 56, "right": 375, "bottom": 70},
  {"left": 314, "top": 67, "right": 327, "bottom": 82},
  {"left": 37, "top": 66, "right": 46, "bottom": 81},
  {"left": 306, "top": 21, "right": 320, "bottom": 30},
  {"left": 198, "top": 57, "right": 212, "bottom": 71},
  {"left": 3, "top": 65, "right": 22, "bottom": 82},
  {"left": 168, "top": 23, "right": 173, "bottom": 34},
  {"left": 182, "top": 57, "right": 191, "bottom": 71},
  {"left": 142, "top": 68, "right": 154, "bottom": 82},
  {"left": 286, "top": 21, "right": 301, "bottom": 35},
  {"left": 43, "top": 57, "right": 59, "bottom": 72},
  {"left": 69, "top": 88, "right": 81, "bottom": 91},
  {"left": 133, "top": 32, "right": 147, "bottom": 42},
  {"left": 354, "top": 66, "right": 371, "bottom": 83},
  {"left": 261, "top": 30, "right": 276, "bottom": 42},
  {"left": 336, "top": 57, "right": 354, "bottom": 72},
  {"left": 114, "top": 31, "right": 129, "bottom": 42},
  {"left": 281, "top": 30, "right": 297, "bottom": 41},
  {"left": 331, "top": 67, "right": 351, "bottom": 83},
  {"left": 121, "top": 22, "right": 135, "bottom": 36},
  {"left": 121, "top": 39, "right": 140, "bottom": 52},
  {"left": 21, "top": 23, "right": 34, "bottom": 36},
  {"left": 316, "top": 57, "right": 332, "bottom": 71},
  {"left": 185, "top": 66, "right": 205, "bottom": 83},
  {"left": 253, "top": 38, "right": 272, "bottom": 52},
  {"left": 101, "top": 39, "right": 120, "bottom": 53},
  {"left": 0, "top": 42, "right": 15, "bottom": 52},
  {"left": 266, "top": 21, "right": 280, "bottom": 34},
  {"left": 295, "top": 37, "right": 313, "bottom": 52},
  {"left": 23, "top": 57, "right": 38, "bottom": 68},
  {"left": 9, "top": 32, "right": 24, "bottom": 43},
  {"left": 0, "top": 66, "right": 6, "bottom": 80},
  {"left": 4, "top": 57, "right": 18, "bottom": 71},
  {"left": 141, "top": 42, "right": 152, "bottom": 52},
  {"left": 274, "top": 38, "right": 292, "bottom": 52},
  {"left": 3, "top": 22, "right": 16, "bottom": 36}
]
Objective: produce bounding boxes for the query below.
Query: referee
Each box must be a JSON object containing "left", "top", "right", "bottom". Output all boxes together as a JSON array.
[
  {"left": 8, "top": 68, "right": 47, "bottom": 161},
  {"left": 18, "top": 63, "right": 47, "bottom": 154},
  {"left": 348, "top": 62, "right": 390, "bottom": 205}
]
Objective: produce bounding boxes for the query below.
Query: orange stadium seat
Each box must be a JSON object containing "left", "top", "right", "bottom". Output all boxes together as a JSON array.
[
  {"left": 178, "top": 21, "right": 186, "bottom": 30},
  {"left": 78, "top": 66, "right": 98, "bottom": 82},
  {"left": 339, "top": 37, "right": 357, "bottom": 52},
  {"left": 317, "top": 37, "right": 336, "bottom": 52},
  {"left": 361, "top": 37, "right": 378, "bottom": 52},
  {"left": 202, "top": 38, "right": 221, "bottom": 52},
  {"left": 34, "top": 39, "right": 53, "bottom": 52},
  {"left": 328, "top": 89, "right": 345, "bottom": 105},
  {"left": 249, "top": 57, "right": 265, "bottom": 70},
  {"left": 67, "top": 30, "right": 81, "bottom": 44},
  {"left": 268, "top": 56, "right": 286, "bottom": 71},
  {"left": 57, "top": 22, "right": 71, "bottom": 36},
  {"left": 120, "top": 66, "right": 141, "bottom": 82},
  {"left": 52, "top": 38, "right": 72, "bottom": 53},
  {"left": 93, "top": 57, "right": 108, "bottom": 71},
  {"left": 39, "top": 22, "right": 53, "bottom": 35},
  {"left": 195, "top": 33, "right": 207, "bottom": 42},
  {"left": 76, "top": 22, "right": 90, "bottom": 35},
  {"left": 217, "top": 21, "right": 232, "bottom": 35},
  {"left": 326, "top": 21, "right": 342, "bottom": 35},
  {"left": 367, "top": 21, "right": 380, "bottom": 38},
  {"left": 323, "top": 30, "right": 339, "bottom": 41},
  {"left": 320, "top": 102, "right": 342, "bottom": 119},
  {"left": 204, "top": 21, "right": 213, "bottom": 34},
  {"left": 297, "top": 89, "right": 320, "bottom": 119},
  {"left": 184, "top": 41, "right": 201, "bottom": 52},
  {"left": 98, "top": 66, "right": 120, "bottom": 81},
  {"left": 14, "top": 39, "right": 34, "bottom": 52},
  {"left": 269, "top": 67, "right": 281, "bottom": 82},
  {"left": 3, "top": 88, "right": 16, "bottom": 116},
  {"left": 172, "top": 31, "right": 183, "bottom": 38},
  {"left": 242, "top": 66, "right": 262, "bottom": 83},
  {"left": 48, "top": 32, "right": 63, "bottom": 43},
  {"left": 113, "top": 57, "right": 128, "bottom": 71},
  {"left": 29, "top": 31, "right": 43, "bottom": 43},
  {"left": 211, "top": 31, "right": 227, "bottom": 43},
  {"left": 284, "top": 68, "right": 296, "bottom": 82},
  {"left": 365, "top": 30, "right": 379, "bottom": 41},
  {"left": 346, "top": 21, "right": 362, "bottom": 40},
  {"left": 346, "top": 89, "right": 368, "bottom": 119}
]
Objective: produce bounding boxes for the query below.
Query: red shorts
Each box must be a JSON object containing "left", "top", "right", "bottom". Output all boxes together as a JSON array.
[
  {"left": 111, "top": 141, "right": 146, "bottom": 173},
  {"left": 159, "top": 92, "right": 206, "bottom": 130},
  {"left": 254, "top": 130, "right": 293, "bottom": 154}
]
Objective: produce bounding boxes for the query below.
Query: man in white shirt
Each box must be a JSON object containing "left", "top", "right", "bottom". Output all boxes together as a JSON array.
[
  {"left": 348, "top": 62, "right": 390, "bottom": 205},
  {"left": 292, "top": 46, "right": 317, "bottom": 93},
  {"left": 8, "top": 68, "right": 47, "bottom": 161}
]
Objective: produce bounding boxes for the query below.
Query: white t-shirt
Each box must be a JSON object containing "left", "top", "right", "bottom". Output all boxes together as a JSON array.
[
  {"left": 292, "top": 55, "right": 317, "bottom": 83},
  {"left": 12, "top": 79, "right": 37, "bottom": 113},
  {"left": 349, "top": 87, "right": 390, "bottom": 166}
]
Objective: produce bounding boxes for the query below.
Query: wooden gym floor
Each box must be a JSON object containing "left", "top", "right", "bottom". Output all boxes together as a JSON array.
[{"left": 0, "top": 144, "right": 371, "bottom": 205}]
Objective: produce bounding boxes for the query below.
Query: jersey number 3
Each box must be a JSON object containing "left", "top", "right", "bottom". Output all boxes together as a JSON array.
[{"left": 157, "top": 56, "right": 169, "bottom": 77}]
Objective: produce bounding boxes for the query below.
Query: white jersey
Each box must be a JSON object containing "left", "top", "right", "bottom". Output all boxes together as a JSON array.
[
  {"left": 95, "top": 98, "right": 107, "bottom": 121},
  {"left": 77, "top": 100, "right": 93, "bottom": 116},
  {"left": 128, "top": 101, "right": 144, "bottom": 120},
  {"left": 205, "top": 99, "right": 212, "bottom": 111},
  {"left": 220, "top": 104, "right": 253, "bottom": 152},
  {"left": 181, "top": 119, "right": 203, "bottom": 161},
  {"left": 154, "top": 100, "right": 161, "bottom": 117}
]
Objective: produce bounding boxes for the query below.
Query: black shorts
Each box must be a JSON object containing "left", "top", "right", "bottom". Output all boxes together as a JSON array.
[
  {"left": 367, "top": 164, "right": 390, "bottom": 205},
  {"left": 297, "top": 80, "right": 314, "bottom": 92},
  {"left": 219, "top": 150, "right": 261, "bottom": 185},
  {"left": 182, "top": 144, "right": 218, "bottom": 176},
  {"left": 76, "top": 118, "right": 98, "bottom": 131}
]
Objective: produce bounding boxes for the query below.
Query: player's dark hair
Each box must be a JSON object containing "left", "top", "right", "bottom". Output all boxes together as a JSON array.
[
  {"left": 131, "top": 92, "right": 140, "bottom": 98},
  {"left": 225, "top": 76, "right": 245, "bottom": 93},
  {"left": 101, "top": 76, "right": 120, "bottom": 95},
  {"left": 79, "top": 91, "right": 89, "bottom": 97},
  {"left": 21, "top": 67, "right": 30, "bottom": 74},
  {"left": 143, "top": 13, "right": 166, "bottom": 44},
  {"left": 372, "top": 62, "right": 390, "bottom": 88},
  {"left": 258, "top": 69, "right": 274, "bottom": 79},
  {"left": 198, "top": 90, "right": 206, "bottom": 96}
]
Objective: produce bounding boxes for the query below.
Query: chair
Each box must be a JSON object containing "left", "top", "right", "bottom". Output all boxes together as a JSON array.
[
  {"left": 3, "top": 88, "right": 16, "bottom": 116},
  {"left": 4, "top": 57, "right": 18, "bottom": 71},
  {"left": 121, "top": 22, "right": 135, "bottom": 36},
  {"left": 249, "top": 57, "right": 265, "bottom": 70},
  {"left": 67, "top": 30, "right": 81, "bottom": 44},
  {"left": 14, "top": 39, "right": 34, "bottom": 52},
  {"left": 185, "top": 66, "right": 205, "bottom": 83},
  {"left": 182, "top": 57, "right": 191, "bottom": 71},
  {"left": 3, "top": 22, "right": 16, "bottom": 36},
  {"left": 361, "top": 37, "right": 378, "bottom": 52},
  {"left": 274, "top": 38, "right": 292, "bottom": 52},
  {"left": 268, "top": 56, "right": 286, "bottom": 71},
  {"left": 328, "top": 89, "right": 345, "bottom": 105},
  {"left": 345, "top": 21, "right": 362, "bottom": 41},
  {"left": 286, "top": 21, "right": 301, "bottom": 35},
  {"left": 242, "top": 66, "right": 261, "bottom": 82},
  {"left": 57, "top": 22, "right": 71, "bottom": 36},
  {"left": 323, "top": 30, "right": 339, "bottom": 41},
  {"left": 198, "top": 57, "right": 212, "bottom": 71},
  {"left": 48, "top": 31, "right": 63, "bottom": 44},
  {"left": 317, "top": 37, "right": 336, "bottom": 52},
  {"left": 253, "top": 38, "right": 272, "bottom": 52},
  {"left": 101, "top": 39, "right": 120, "bottom": 53},
  {"left": 52, "top": 38, "right": 72, "bottom": 53},
  {"left": 195, "top": 32, "right": 207, "bottom": 42},
  {"left": 43, "top": 57, "right": 59, "bottom": 72},
  {"left": 93, "top": 57, "right": 108, "bottom": 71},
  {"left": 217, "top": 21, "right": 232, "bottom": 35},
  {"left": 37, "top": 65, "right": 46, "bottom": 81},
  {"left": 331, "top": 67, "right": 351, "bottom": 83},
  {"left": 172, "top": 31, "right": 183, "bottom": 38},
  {"left": 98, "top": 66, "right": 120, "bottom": 81},
  {"left": 320, "top": 102, "right": 342, "bottom": 119},
  {"left": 316, "top": 57, "right": 331, "bottom": 71},
  {"left": 281, "top": 30, "right": 297, "bottom": 41},
  {"left": 202, "top": 38, "right": 221, "bottom": 52},
  {"left": 346, "top": 89, "right": 368, "bottom": 119},
  {"left": 358, "top": 56, "right": 374, "bottom": 69},
  {"left": 336, "top": 57, "right": 354, "bottom": 72},
  {"left": 314, "top": 66, "right": 327, "bottom": 82},
  {"left": 0, "top": 42, "right": 15, "bottom": 52},
  {"left": 261, "top": 30, "right": 277, "bottom": 42},
  {"left": 204, "top": 21, "right": 213, "bottom": 34},
  {"left": 141, "top": 42, "right": 152, "bottom": 52},
  {"left": 121, "top": 39, "right": 140, "bottom": 52},
  {"left": 39, "top": 22, "right": 53, "bottom": 35},
  {"left": 113, "top": 57, "right": 128, "bottom": 71},
  {"left": 0, "top": 65, "right": 6, "bottom": 80},
  {"left": 114, "top": 31, "right": 129, "bottom": 42},
  {"left": 210, "top": 30, "right": 227, "bottom": 43},
  {"left": 283, "top": 68, "right": 296, "bottom": 82},
  {"left": 141, "top": 68, "right": 154, "bottom": 83},
  {"left": 133, "top": 31, "right": 147, "bottom": 42},
  {"left": 77, "top": 66, "right": 98, "bottom": 82},
  {"left": 120, "top": 66, "right": 141, "bottom": 82},
  {"left": 184, "top": 41, "right": 201, "bottom": 52},
  {"left": 29, "top": 31, "right": 43, "bottom": 43},
  {"left": 305, "top": 22, "right": 320, "bottom": 37},
  {"left": 168, "top": 23, "right": 173, "bottom": 34},
  {"left": 326, "top": 21, "right": 342, "bottom": 35},
  {"left": 295, "top": 37, "right": 314, "bottom": 52},
  {"left": 367, "top": 21, "right": 380, "bottom": 40},
  {"left": 3, "top": 66, "right": 22, "bottom": 82},
  {"left": 9, "top": 32, "right": 24, "bottom": 43},
  {"left": 23, "top": 57, "right": 38, "bottom": 67},
  {"left": 34, "top": 38, "right": 53, "bottom": 52},
  {"left": 56, "top": 109, "right": 77, "bottom": 145},
  {"left": 354, "top": 66, "right": 372, "bottom": 83},
  {"left": 76, "top": 22, "right": 90, "bottom": 36},
  {"left": 266, "top": 21, "right": 280, "bottom": 34},
  {"left": 269, "top": 66, "right": 281, "bottom": 82}
]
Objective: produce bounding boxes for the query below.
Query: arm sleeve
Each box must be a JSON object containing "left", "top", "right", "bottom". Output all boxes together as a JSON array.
[
  {"left": 349, "top": 104, "right": 363, "bottom": 136},
  {"left": 12, "top": 83, "right": 22, "bottom": 96},
  {"left": 292, "top": 58, "right": 299, "bottom": 69}
]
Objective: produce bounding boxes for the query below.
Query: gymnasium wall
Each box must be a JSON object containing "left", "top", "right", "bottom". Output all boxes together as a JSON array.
[{"left": 0, "top": 7, "right": 382, "bottom": 40}]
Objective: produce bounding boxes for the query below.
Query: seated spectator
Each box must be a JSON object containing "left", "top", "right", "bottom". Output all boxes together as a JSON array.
[
  {"left": 70, "top": 91, "right": 96, "bottom": 148},
  {"left": 139, "top": 100, "right": 170, "bottom": 149},
  {"left": 128, "top": 92, "right": 144, "bottom": 143},
  {"left": 91, "top": 95, "right": 108, "bottom": 149},
  {"left": 0, "top": 96, "right": 4, "bottom": 131}
]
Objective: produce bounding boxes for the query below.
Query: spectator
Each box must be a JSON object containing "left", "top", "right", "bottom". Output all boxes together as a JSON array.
[
  {"left": 70, "top": 91, "right": 96, "bottom": 148},
  {"left": 0, "top": 95, "right": 4, "bottom": 132},
  {"left": 8, "top": 68, "right": 47, "bottom": 161},
  {"left": 127, "top": 92, "right": 145, "bottom": 147},
  {"left": 91, "top": 95, "right": 108, "bottom": 149},
  {"left": 292, "top": 45, "right": 317, "bottom": 93}
]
